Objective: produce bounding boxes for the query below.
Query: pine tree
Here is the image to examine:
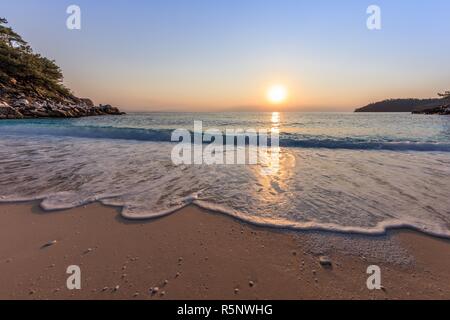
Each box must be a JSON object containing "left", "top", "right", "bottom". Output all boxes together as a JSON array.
[
  {"left": 438, "top": 91, "right": 450, "bottom": 100},
  {"left": 0, "top": 17, "right": 73, "bottom": 100}
]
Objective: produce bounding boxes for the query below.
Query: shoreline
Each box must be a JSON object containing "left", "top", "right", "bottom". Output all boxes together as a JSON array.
[
  {"left": 1, "top": 201, "right": 449, "bottom": 300},
  {"left": 4, "top": 198, "right": 450, "bottom": 241}
]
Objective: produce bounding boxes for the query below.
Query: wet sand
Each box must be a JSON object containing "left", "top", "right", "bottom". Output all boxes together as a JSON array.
[{"left": 0, "top": 202, "right": 449, "bottom": 300}]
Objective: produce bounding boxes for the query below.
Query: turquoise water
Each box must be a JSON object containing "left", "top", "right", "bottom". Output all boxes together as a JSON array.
[
  {"left": 0, "top": 112, "right": 449, "bottom": 237},
  {"left": 1, "top": 112, "right": 450, "bottom": 150}
]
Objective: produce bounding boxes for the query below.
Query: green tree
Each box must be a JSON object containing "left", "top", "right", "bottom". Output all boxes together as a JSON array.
[
  {"left": 438, "top": 91, "right": 450, "bottom": 100},
  {"left": 0, "top": 17, "right": 72, "bottom": 100},
  {"left": 0, "top": 17, "right": 28, "bottom": 49}
]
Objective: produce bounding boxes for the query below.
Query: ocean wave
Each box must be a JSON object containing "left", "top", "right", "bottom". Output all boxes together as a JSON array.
[
  {"left": 0, "top": 137, "right": 449, "bottom": 239},
  {"left": 280, "top": 138, "right": 450, "bottom": 151},
  {"left": 1, "top": 193, "right": 449, "bottom": 239},
  {"left": 0, "top": 124, "right": 175, "bottom": 142},
  {"left": 1, "top": 124, "right": 450, "bottom": 152}
]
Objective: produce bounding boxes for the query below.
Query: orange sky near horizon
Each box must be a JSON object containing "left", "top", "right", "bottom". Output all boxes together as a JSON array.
[{"left": 67, "top": 72, "right": 443, "bottom": 112}]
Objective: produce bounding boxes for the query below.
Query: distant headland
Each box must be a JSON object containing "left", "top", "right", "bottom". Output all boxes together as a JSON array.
[
  {"left": 0, "top": 18, "right": 123, "bottom": 119},
  {"left": 355, "top": 92, "right": 450, "bottom": 114}
]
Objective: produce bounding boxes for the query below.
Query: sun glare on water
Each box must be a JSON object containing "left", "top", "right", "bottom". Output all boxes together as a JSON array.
[{"left": 267, "top": 85, "right": 288, "bottom": 105}]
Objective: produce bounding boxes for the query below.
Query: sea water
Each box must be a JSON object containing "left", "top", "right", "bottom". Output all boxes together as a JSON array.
[{"left": 0, "top": 112, "right": 449, "bottom": 237}]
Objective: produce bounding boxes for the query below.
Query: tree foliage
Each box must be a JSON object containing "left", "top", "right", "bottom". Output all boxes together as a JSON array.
[
  {"left": 438, "top": 91, "right": 450, "bottom": 100},
  {"left": 0, "top": 17, "right": 73, "bottom": 100}
]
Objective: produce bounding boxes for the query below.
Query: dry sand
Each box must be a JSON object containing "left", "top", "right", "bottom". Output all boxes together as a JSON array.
[{"left": 0, "top": 201, "right": 449, "bottom": 300}]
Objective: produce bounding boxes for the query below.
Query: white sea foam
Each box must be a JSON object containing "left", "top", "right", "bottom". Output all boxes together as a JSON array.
[{"left": 0, "top": 134, "right": 449, "bottom": 238}]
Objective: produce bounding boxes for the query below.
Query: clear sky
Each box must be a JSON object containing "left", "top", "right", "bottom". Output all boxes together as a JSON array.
[{"left": 1, "top": 0, "right": 449, "bottom": 111}]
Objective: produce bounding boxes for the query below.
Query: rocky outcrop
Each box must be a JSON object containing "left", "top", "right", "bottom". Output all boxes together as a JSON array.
[
  {"left": 412, "top": 103, "right": 450, "bottom": 115},
  {"left": 0, "top": 17, "right": 125, "bottom": 120},
  {"left": 0, "top": 94, "right": 124, "bottom": 119},
  {"left": 355, "top": 98, "right": 443, "bottom": 113},
  {"left": 356, "top": 97, "right": 450, "bottom": 115}
]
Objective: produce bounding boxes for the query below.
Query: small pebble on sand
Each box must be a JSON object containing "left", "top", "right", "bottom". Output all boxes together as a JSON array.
[
  {"left": 42, "top": 240, "right": 57, "bottom": 248},
  {"left": 151, "top": 287, "right": 159, "bottom": 295},
  {"left": 319, "top": 256, "right": 332, "bottom": 267}
]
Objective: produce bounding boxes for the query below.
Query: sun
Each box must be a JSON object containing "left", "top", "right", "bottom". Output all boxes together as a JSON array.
[{"left": 267, "top": 85, "right": 288, "bottom": 105}]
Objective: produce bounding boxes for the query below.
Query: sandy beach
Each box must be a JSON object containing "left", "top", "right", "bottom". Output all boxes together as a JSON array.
[
  {"left": 2, "top": 0, "right": 450, "bottom": 305},
  {"left": 0, "top": 201, "right": 449, "bottom": 300}
]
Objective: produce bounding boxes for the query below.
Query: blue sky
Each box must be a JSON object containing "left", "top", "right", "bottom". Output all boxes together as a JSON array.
[{"left": 1, "top": 0, "right": 449, "bottom": 111}]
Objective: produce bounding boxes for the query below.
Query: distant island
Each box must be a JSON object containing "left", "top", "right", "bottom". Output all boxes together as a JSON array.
[
  {"left": 355, "top": 95, "right": 449, "bottom": 114},
  {"left": 0, "top": 18, "right": 123, "bottom": 119}
]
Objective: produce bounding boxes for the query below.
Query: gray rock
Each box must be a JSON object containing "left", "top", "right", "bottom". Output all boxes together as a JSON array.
[
  {"left": 0, "top": 105, "right": 24, "bottom": 118},
  {"left": 80, "top": 98, "right": 94, "bottom": 107},
  {"left": 30, "top": 109, "right": 50, "bottom": 117},
  {"left": 0, "top": 100, "right": 10, "bottom": 107},
  {"left": 51, "top": 109, "right": 70, "bottom": 118},
  {"left": 12, "top": 98, "right": 29, "bottom": 107}
]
